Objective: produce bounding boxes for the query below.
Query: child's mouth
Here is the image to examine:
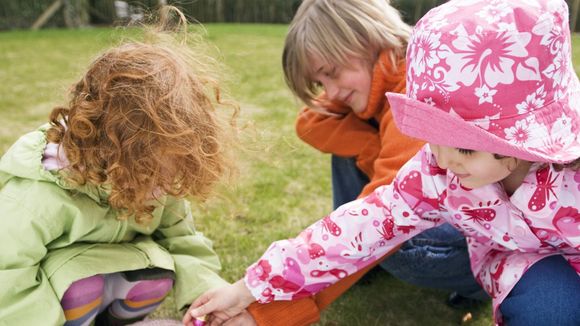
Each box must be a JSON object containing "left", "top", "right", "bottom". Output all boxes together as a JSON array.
[{"left": 343, "top": 91, "right": 353, "bottom": 104}]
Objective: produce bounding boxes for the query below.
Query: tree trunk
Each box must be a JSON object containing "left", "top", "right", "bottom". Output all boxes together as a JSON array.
[
  {"left": 63, "top": 0, "right": 89, "bottom": 28},
  {"left": 216, "top": 0, "right": 224, "bottom": 22},
  {"left": 414, "top": 0, "right": 423, "bottom": 23},
  {"left": 571, "top": 0, "right": 579, "bottom": 32}
]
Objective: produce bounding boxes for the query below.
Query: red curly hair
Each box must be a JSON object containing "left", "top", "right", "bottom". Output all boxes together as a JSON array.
[{"left": 47, "top": 8, "right": 237, "bottom": 224}]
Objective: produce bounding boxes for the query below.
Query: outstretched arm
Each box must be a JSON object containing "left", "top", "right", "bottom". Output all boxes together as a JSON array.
[
  {"left": 185, "top": 145, "right": 447, "bottom": 324},
  {"left": 244, "top": 145, "right": 447, "bottom": 303}
]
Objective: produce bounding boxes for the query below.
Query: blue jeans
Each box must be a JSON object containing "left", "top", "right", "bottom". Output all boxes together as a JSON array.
[
  {"left": 499, "top": 255, "right": 580, "bottom": 326},
  {"left": 332, "top": 155, "right": 486, "bottom": 299}
]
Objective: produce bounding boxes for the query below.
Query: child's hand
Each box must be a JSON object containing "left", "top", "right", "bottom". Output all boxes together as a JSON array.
[
  {"left": 183, "top": 280, "right": 256, "bottom": 326},
  {"left": 182, "top": 310, "right": 256, "bottom": 326},
  {"left": 218, "top": 310, "right": 257, "bottom": 326}
]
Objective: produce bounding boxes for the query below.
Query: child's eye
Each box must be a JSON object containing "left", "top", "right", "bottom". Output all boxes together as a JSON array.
[
  {"left": 326, "top": 67, "right": 338, "bottom": 78},
  {"left": 457, "top": 148, "right": 474, "bottom": 155}
]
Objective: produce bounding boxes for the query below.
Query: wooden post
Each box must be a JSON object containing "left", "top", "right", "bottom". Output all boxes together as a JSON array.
[{"left": 31, "top": 0, "right": 63, "bottom": 30}]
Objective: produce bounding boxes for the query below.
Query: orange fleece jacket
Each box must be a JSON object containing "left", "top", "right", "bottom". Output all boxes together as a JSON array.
[
  {"left": 295, "top": 51, "right": 424, "bottom": 197},
  {"left": 247, "top": 53, "right": 422, "bottom": 325}
]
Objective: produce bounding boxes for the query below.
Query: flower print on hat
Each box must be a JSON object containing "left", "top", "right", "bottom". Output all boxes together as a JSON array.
[{"left": 387, "top": 0, "right": 580, "bottom": 163}]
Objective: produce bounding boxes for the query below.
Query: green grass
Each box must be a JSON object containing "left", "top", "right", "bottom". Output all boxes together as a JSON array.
[{"left": 2, "top": 26, "right": 580, "bottom": 326}]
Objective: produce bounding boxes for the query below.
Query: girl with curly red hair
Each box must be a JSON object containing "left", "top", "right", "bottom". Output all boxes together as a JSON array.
[{"left": 0, "top": 7, "right": 248, "bottom": 326}]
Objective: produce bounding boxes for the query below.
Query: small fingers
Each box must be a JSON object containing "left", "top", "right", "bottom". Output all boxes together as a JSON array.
[
  {"left": 189, "top": 291, "right": 221, "bottom": 319},
  {"left": 190, "top": 291, "right": 212, "bottom": 310},
  {"left": 190, "top": 305, "right": 211, "bottom": 321},
  {"left": 222, "top": 315, "right": 242, "bottom": 326},
  {"left": 222, "top": 311, "right": 256, "bottom": 326},
  {"left": 182, "top": 312, "right": 193, "bottom": 325},
  {"left": 183, "top": 304, "right": 199, "bottom": 325},
  {"left": 207, "top": 313, "right": 227, "bottom": 326}
]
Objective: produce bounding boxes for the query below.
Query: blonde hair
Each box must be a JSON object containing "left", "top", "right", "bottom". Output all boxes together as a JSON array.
[
  {"left": 283, "top": 0, "right": 411, "bottom": 108},
  {"left": 47, "top": 7, "right": 238, "bottom": 224}
]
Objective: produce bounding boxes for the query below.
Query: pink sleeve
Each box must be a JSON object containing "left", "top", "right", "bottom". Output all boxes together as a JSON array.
[{"left": 244, "top": 145, "right": 450, "bottom": 303}]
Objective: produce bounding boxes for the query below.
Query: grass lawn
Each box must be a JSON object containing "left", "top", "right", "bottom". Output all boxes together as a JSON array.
[{"left": 1, "top": 25, "right": 579, "bottom": 326}]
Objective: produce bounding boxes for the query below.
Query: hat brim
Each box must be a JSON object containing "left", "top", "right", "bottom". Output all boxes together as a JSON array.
[{"left": 386, "top": 92, "right": 578, "bottom": 163}]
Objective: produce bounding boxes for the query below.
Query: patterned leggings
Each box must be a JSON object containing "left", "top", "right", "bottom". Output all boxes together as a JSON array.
[{"left": 61, "top": 270, "right": 173, "bottom": 326}]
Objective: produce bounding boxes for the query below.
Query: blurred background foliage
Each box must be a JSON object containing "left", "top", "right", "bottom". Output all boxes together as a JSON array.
[{"left": 1, "top": 0, "right": 579, "bottom": 31}]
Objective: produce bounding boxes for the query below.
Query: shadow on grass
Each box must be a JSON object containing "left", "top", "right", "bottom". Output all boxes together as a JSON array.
[{"left": 319, "top": 272, "right": 492, "bottom": 326}]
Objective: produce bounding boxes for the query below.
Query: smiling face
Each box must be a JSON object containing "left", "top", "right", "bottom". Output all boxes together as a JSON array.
[
  {"left": 308, "top": 55, "right": 373, "bottom": 113},
  {"left": 429, "top": 144, "right": 532, "bottom": 191}
]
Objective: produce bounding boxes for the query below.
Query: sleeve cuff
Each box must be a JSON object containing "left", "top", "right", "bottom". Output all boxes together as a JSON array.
[{"left": 244, "top": 264, "right": 274, "bottom": 303}]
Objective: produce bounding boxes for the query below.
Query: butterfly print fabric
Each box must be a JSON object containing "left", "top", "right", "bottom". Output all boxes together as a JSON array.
[{"left": 244, "top": 145, "right": 580, "bottom": 325}]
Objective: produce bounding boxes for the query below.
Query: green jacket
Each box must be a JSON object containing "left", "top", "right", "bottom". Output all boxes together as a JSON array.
[{"left": 0, "top": 125, "right": 228, "bottom": 325}]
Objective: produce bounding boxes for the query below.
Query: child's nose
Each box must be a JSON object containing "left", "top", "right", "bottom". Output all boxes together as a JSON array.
[
  {"left": 324, "top": 82, "right": 339, "bottom": 100},
  {"left": 435, "top": 148, "right": 454, "bottom": 169}
]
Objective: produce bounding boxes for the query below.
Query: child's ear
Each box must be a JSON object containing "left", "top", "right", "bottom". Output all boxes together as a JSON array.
[{"left": 507, "top": 157, "right": 519, "bottom": 172}]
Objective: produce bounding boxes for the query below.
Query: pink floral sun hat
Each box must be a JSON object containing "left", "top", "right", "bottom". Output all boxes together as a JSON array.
[{"left": 387, "top": 0, "right": 580, "bottom": 163}]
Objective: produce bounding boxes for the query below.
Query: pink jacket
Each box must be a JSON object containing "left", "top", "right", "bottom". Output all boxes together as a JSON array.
[{"left": 244, "top": 144, "right": 580, "bottom": 325}]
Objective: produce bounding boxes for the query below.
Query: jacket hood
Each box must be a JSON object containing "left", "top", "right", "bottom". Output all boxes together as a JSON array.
[{"left": 0, "top": 124, "right": 109, "bottom": 204}]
